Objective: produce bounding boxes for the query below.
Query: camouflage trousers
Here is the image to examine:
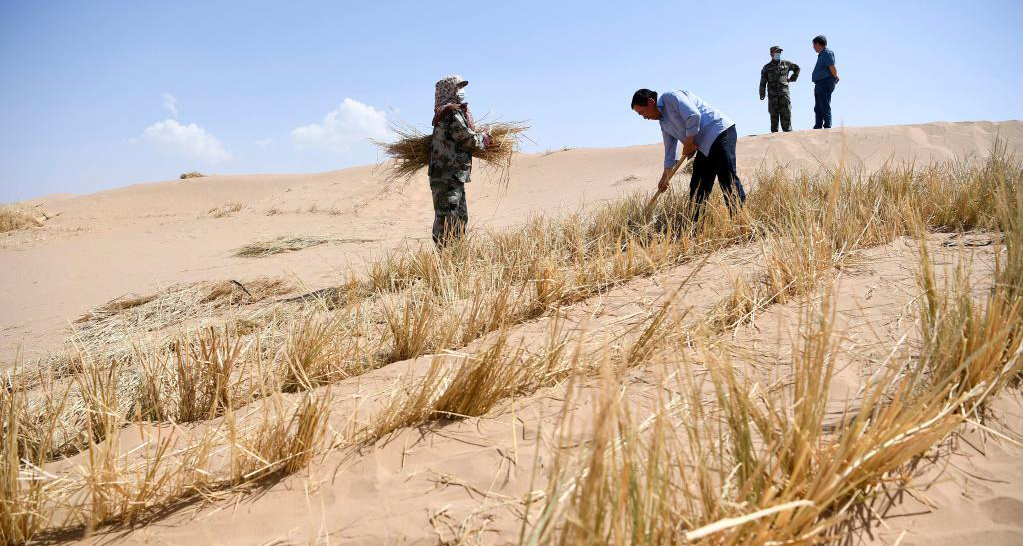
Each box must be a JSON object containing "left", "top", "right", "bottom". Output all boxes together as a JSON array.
[
  {"left": 767, "top": 92, "right": 792, "bottom": 132},
  {"left": 430, "top": 178, "right": 468, "bottom": 247}
]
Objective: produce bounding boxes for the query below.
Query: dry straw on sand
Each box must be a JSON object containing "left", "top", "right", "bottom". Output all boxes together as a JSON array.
[
  {"left": 4, "top": 148, "right": 1022, "bottom": 545},
  {"left": 233, "top": 235, "right": 375, "bottom": 258},
  {"left": 374, "top": 120, "right": 528, "bottom": 186},
  {"left": 0, "top": 203, "right": 45, "bottom": 233}
]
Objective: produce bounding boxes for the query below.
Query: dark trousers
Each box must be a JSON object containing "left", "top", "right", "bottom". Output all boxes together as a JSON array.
[
  {"left": 813, "top": 78, "right": 835, "bottom": 129},
  {"left": 689, "top": 125, "right": 746, "bottom": 222},
  {"left": 430, "top": 178, "right": 468, "bottom": 246},
  {"left": 768, "top": 93, "right": 792, "bottom": 132}
]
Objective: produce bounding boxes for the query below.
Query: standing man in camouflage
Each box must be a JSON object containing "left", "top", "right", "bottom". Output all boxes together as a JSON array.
[
  {"left": 428, "top": 75, "right": 492, "bottom": 247},
  {"left": 759, "top": 45, "right": 800, "bottom": 133}
]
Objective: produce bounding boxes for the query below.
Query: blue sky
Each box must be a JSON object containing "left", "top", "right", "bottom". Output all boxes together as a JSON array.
[{"left": 1, "top": 0, "right": 1021, "bottom": 202}]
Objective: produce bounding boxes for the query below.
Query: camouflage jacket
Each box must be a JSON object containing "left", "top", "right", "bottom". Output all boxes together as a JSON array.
[
  {"left": 759, "top": 60, "right": 800, "bottom": 98},
  {"left": 428, "top": 109, "right": 486, "bottom": 184}
]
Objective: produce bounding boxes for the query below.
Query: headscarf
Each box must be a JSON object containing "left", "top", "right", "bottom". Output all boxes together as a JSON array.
[
  {"left": 434, "top": 75, "right": 467, "bottom": 112},
  {"left": 432, "top": 74, "right": 475, "bottom": 128}
]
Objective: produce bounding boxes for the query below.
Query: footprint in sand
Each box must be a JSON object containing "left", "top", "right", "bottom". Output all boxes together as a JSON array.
[{"left": 980, "top": 496, "right": 1023, "bottom": 527}]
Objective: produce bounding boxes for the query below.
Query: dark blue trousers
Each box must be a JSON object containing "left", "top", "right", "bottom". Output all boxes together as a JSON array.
[
  {"left": 813, "top": 77, "right": 836, "bottom": 129},
  {"left": 689, "top": 125, "right": 746, "bottom": 222}
]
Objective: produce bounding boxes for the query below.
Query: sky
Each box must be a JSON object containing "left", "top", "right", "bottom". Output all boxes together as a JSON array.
[{"left": 1, "top": 0, "right": 1021, "bottom": 202}]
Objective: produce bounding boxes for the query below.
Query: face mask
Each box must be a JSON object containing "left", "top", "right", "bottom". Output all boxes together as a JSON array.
[
  {"left": 456, "top": 89, "right": 466, "bottom": 103},
  {"left": 772, "top": 53, "right": 781, "bottom": 61}
]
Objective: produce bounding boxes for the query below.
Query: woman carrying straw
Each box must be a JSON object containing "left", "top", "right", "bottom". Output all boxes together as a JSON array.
[{"left": 428, "top": 75, "right": 493, "bottom": 246}]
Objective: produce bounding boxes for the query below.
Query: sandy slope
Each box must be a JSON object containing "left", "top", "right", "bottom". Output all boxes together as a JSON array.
[
  {"left": 3, "top": 120, "right": 1023, "bottom": 545},
  {"left": 51, "top": 233, "right": 1023, "bottom": 546},
  {"left": 2, "top": 120, "right": 1020, "bottom": 364}
]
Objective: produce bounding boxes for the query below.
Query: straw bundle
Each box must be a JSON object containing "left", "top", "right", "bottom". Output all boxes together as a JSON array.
[{"left": 374, "top": 120, "right": 527, "bottom": 185}]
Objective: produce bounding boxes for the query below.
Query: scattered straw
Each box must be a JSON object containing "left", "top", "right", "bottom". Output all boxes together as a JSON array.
[
  {"left": 74, "top": 278, "right": 293, "bottom": 341},
  {"left": 233, "top": 235, "right": 375, "bottom": 258}
]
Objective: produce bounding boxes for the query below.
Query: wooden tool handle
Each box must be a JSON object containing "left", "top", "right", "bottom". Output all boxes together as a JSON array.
[{"left": 646, "top": 156, "right": 691, "bottom": 212}]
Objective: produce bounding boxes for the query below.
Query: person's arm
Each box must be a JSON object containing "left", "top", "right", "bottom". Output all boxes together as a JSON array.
[
  {"left": 448, "top": 110, "right": 488, "bottom": 152},
  {"left": 662, "top": 130, "right": 678, "bottom": 171},
  {"left": 657, "top": 128, "right": 678, "bottom": 193},
  {"left": 657, "top": 95, "right": 700, "bottom": 192},
  {"left": 789, "top": 61, "right": 800, "bottom": 82},
  {"left": 680, "top": 136, "right": 698, "bottom": 159},
  {"left": 674, "top": 93, "right": 702, "bottom": 152},
  {"left": 826, "top": 50, "right": 839, "bottom": 82},
  {"left": 759, "top": 66, "right": 768, "bottom": 100}
]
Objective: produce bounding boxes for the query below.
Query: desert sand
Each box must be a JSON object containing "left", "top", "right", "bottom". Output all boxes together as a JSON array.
[{"left": 2, "top": 120, "right": 1023, "bottom": 546}]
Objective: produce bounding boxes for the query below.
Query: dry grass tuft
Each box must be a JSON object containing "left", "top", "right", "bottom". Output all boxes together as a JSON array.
[
  {"left": 525, "top": 277, "right": 1022, "bottom": 545},
  {"left": 0, "top": 203, "right": 44, "bottom": 233},
  {"left": 230, "top": 391, "right": 334, "bottom": 483},
  {"left": 1, "top": 383, "right": 60, "bottom": 544},
  {"left": 179, "top": 171, "right": 205, "bottom": 179},
  {"left": 206, "top": 202, "right": 243, "bottom": 218}
]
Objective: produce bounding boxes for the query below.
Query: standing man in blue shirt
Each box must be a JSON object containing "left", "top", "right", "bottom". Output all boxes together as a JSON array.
[
  {"left": 811, "top": 35, "right": 839, "bottom": 129},
  {"left": 631, "top": 88, "right": 746, "bottom": 223}
]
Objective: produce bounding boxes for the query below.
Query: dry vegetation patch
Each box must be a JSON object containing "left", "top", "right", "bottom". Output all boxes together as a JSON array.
[
  {"left": 205, "top": 202, "right": 243, "bottom": 218},
  {"left": 524, "top": 275, "right": 1021, "bottom": 545},
  {"left": 0, "top": 203, "right": 45, "bottom": 233},
  {"left": 71, "top": 278, "right": 293, "bottom": 353},
  {"left": 3, "top": 148, "right": 1022, "bottom": 544},
  {"left": 232, "top": 235, "right": 374, "bottom": 257}
]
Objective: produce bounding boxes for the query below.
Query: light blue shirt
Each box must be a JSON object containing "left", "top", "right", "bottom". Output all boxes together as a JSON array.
[{"left": 657, "top": 90, "right": 734, "bottom": 169}]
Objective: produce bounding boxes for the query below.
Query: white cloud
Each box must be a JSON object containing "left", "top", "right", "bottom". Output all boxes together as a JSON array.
[
  {"left": 291, "top": 98, "right": 390, "bottom": 152},
  {"left": 134, "top": 119, "right": 231, "bottom": 163},
  {"left": 162, "top": 93, "right": 179, "bottom": 119}
]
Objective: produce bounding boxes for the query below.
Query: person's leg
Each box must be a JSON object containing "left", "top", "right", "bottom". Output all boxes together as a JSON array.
[
  {"left": 768, "top": 98, "right": 779, "bottom": 133},
  {"left": 688, "top": 152, "right": 714, "bottom": 223},
  {"left": 455, "top": 183, "right": 468, "bottom": 240},
  {"left": 780, "top": 95, "right": 792, "bottom": 132},
  {"left": 709, "top": 126, "right": 746, "bottom": 215},
  {"left": 822, "top": 79, "right": 834, "bottom": 129},
  {"left": 813, "top": 83, "right": 824, "bottom": 129},
  {"left": 430, "top": 179, "right": 466, "bottom": 246}
]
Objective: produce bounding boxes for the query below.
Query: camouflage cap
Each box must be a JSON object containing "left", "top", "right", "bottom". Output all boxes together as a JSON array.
[{"left": 770, "top": 45, "right": 783, "bottom": 53}]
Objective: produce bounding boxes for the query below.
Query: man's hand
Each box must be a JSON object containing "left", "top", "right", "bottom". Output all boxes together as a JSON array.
[
  {"left": 681, "top": 141, "right": 698, "bottom": 160},
  {"left": 657, "top": 169, "right": 671, "bottom": 193},
  {"left": 483, "top": 133, "right": 494, "bottom": 148},
  {"left": 760, "top": 94, "right": 765, "bottom": 101},
  {"left": 833, "top": 75, "right": 840, "bottom": 83}
]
